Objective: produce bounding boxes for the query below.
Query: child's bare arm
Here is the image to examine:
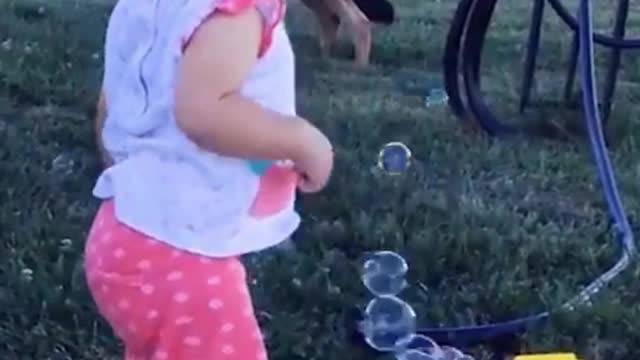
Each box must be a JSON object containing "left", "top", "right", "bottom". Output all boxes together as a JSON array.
[
  {"left": 95, "top": 90, "right": 113, "bottom": 168},
  {"left": 174, "top": 7, "right": 308, "bottom": 162}
]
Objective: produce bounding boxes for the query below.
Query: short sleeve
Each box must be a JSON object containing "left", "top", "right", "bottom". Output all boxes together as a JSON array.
[{"left": 179, "top": 0, "right": 285, "bottom": 58}]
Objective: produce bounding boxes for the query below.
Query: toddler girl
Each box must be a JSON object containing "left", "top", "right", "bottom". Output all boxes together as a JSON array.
[{"left": 83, "top": 0, "right": 334, "bottom": 359}]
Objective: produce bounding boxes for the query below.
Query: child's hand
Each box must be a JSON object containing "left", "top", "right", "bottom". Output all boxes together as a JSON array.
[{"left": 293, "top": 121, "right": 334, "bottom": 193}]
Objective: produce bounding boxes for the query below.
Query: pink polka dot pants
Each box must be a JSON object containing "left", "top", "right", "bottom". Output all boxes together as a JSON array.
[{"left": 84, "top": 201, "right": 268, "bottom": 360}]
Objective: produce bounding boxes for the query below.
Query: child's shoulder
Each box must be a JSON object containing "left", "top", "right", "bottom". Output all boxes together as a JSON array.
[
  {"left": 103, "top": 0, "right": 286, "bottom": 69},
  {"left": 106, "top": 0, "right": 283, "bottom": 28}
]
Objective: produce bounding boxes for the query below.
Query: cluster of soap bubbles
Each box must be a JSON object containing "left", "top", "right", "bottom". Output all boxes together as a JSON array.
[{"left": 359, "top": 251, "right": 475, "bottom": 360}]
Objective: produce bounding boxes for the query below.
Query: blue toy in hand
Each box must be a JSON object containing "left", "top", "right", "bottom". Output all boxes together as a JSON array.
[{"left": 248, "top": 159, "right": 273, "bottom": 175}]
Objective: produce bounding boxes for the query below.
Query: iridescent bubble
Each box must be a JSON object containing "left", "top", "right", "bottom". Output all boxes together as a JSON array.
[
  {"left": 425, "top": 89, "right": 449, "bottom": 107},
  {"left": 359, "top": 295, "right": 417, "bottom": 352},
  {"left": 397, "top": 342, "right": 472, "bottom": 360},
  {"left": 377, "top": 142, "right": 412, "bottom": 175},
  {"left": 441, "top": 346, "right": 465, "bottom": 359},
  {"left": 361, "top": 271, "right": 407, "bottom": 296},
  {"left": 361, "top": 251, "right": 409, "bottom": 296},
  {"left": 406, "top": 334, "right": 443, "bottom": 356},
  {"left": 362, "top": 251, "right": 408, "bottom": 277},
  {"left": 395, "top": 349, "right": 442, "bottom": 360}
]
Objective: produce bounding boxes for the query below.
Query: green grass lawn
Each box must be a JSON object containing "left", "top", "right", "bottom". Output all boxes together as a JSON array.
[{"left": 2, "top": 0, "right": 640, "bottom": 359}]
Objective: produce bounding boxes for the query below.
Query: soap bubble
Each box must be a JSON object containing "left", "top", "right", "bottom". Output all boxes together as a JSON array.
[
  {"left": 396, "top": 343, "right": 473, "bottom": 360},
  {"left": 359, "top": 295, "right": 417, "bottom": 352},
  {"left": 361, "top": 251, "right": 408, "bottom": 296},
  {"left": 377, "top": 142, "right": 412, "bottom": 175},
  {"left": 425, "top": 89, "right": 449, "bottom": 107},
  {"left": 441, "top": 346, "right": 466, "bottom": 359},
  {"left": 406, "top": 334, "right": 444, "bottom": 356},
  {"left": 362, "top": 251, "right": 408, "bottom": 279},
  {"left": 358, "top": 251, "right": 475, "bottom": 360},
  {"left": 395, "top": 349, "right": 441, "bottom": 360}
]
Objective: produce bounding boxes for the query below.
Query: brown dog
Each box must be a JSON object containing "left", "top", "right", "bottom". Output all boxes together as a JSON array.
[{"left": 300, "top": 0, "right": 395, "bottom": 67}]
